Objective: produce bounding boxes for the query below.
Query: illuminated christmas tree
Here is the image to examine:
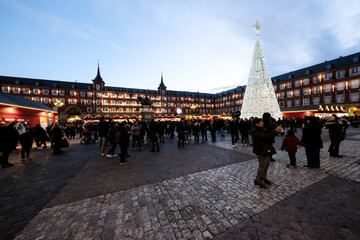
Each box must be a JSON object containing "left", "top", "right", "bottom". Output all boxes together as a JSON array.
[{"left": 240, "top": 21, "right": 282, "bottom": 120}]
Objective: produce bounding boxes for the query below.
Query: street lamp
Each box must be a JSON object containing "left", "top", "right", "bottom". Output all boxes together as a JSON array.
[{"left": 53, "top": 99, "right": 64, "bottom": 122}]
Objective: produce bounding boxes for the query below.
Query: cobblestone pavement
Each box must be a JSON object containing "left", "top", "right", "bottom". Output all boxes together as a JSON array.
[
  {"left": 14, "top": 128, "right": 360, "bottom": 240},
  {"left": 0, "top": 140, "right": 96, "bottom": 240}
]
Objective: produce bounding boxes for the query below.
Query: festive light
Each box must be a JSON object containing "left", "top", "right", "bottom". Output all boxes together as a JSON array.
[{"left": 241, "top": 21, "right": 282, "bottom": 119}]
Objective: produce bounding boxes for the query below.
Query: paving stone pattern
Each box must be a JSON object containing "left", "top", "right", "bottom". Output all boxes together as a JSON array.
[
  {"left": 215, "top": 176, "right": 360, "bottom": 240},
  {"left": 15, "top": 134, "right": 360, "bottom": 240},
  {"left": 0, "top": 141, "right": 95, "bottom": 240}
]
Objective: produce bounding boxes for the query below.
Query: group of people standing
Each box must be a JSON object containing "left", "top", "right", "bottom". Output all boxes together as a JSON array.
[
  {"left": 0, "top": 121, "right": 66, "bottom": 168},
  {"left": 251, "top": 112, "right": 348, "bottom": 189}
]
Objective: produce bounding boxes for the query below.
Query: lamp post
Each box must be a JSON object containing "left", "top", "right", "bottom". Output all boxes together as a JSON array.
[{"left": 53, "top": 99, "right": 64, "bottom": 122}]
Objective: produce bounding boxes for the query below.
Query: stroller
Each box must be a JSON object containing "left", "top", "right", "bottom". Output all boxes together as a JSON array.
[{"left": 80, "top": 126, "right": 95, "bottom": 144}]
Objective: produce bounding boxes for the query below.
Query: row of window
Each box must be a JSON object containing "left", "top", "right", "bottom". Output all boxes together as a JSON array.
[
  {"left": 278, "top": 92, "right": 359, "bottom": 108},
  {"left": 275, "top": 71, "right": 360, "bottom": 90},
  {"left": 276, "top": 79, "right": 359, "bottom": 99}
]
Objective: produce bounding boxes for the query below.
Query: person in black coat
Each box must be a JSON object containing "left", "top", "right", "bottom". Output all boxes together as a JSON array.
[
  {"left": 251, "top": 118, "right": 283, "bottom": 188},
  {"left": 149, "top": 119, "right": 160, "bottom": 152},
  {"left": 51, "top": 123, "right": 64, "bottom": 155},
  {"left": 301, "top": 116, "right": 323, "bottom": 168},
  {"left": 262, "top": 112, "right": 277, "bottom": 161},
  {"left": 327, "top": 115, "right": 345, "bottom": 158},
  {"left": 19, "top": 123, "right": 34, "bottom": 160},
  {"left": 0, "top": 122, "right": 19, "bottom": 168},
  {"left": 229, "top": 118, "right": 239, "bottom": 146}
]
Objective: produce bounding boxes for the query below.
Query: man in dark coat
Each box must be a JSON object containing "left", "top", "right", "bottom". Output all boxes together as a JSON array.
[
  {"left": 262, "top": 112, "right": 277, "bottom": 161},
  {"left": 0, "top": 122, "right": 19, "bottom": 168},
  {"left": 251, "top": 118, "right": 283, "bottom": 188},
  {"left": 327, "top": 115, "right": 345, "bottom": 158},
  {"left": 149, "top": 119, "right": 160, "bottom": 152},
  {"left": 301, "top": 116, "right": 323, "bottom": 168}
]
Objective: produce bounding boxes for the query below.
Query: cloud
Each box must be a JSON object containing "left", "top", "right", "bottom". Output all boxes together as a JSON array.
[{"left": 3, "top": 0, "right": 97, "bottom": 39}]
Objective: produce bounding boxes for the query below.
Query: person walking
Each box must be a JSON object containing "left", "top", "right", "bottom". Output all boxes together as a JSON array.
[
  {"left": 301, "top": 116, "right": 323, "bottom": 168},
  {"left": 98, "top": 117, "right": 109, "bottom": 156},
  {"left": 281, "top": 129, "right": 301, "bottom": 168},
  {"left": 251, "top": 118, "right": 283, "bottom": 188}
]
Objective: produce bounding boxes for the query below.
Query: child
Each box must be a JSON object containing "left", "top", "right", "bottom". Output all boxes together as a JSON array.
[{"left": 281, "top": 130, "right": 301, "bottom": 168}]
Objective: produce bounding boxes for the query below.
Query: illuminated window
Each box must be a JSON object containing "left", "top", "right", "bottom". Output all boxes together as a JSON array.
[
  {"left": 323, "top": 84, "right": 332, "bottom": 93},
  {"left": 336, "top": 82, "right": 345, "bottom": 91},
  {"left": 23, "top": 88, "right": 30, "bottom": 94},
  {"left": 1, "top": 86, "right": 9, "bottom": 92},
  {"left": 303, "top": 78, "right": 310, "bottom": 85},
  {"left": 13, "top": 87, "right": 21, "bottom": 93},
  {"left": 87, "top": 92, "right": 93, "bottom": 97},
  {"left": 52, "top": 90, "right": 58, "bottom": 96},
  {"left": 303, "top": 88, "right": 310, "bottom": 96},
  {"left": 70, "top": 90, "right": 77, "bottom": 96},
  {"left": 349, "top": 79, "right": 359, "bottom": 89}
]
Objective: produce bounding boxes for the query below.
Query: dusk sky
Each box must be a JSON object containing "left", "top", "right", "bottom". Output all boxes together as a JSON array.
[{"left": 1, "top": 0, "right": 360, "bottom": 93}]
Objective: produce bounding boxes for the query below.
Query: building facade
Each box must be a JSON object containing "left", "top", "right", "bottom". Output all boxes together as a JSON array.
[{"left": 0, "top": 52, "right": 359, "bottom": 121}]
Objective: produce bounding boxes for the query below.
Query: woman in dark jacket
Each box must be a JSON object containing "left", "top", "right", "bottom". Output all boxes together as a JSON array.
[{"left": 301, "top": 116, "right": 323, "bottom": 168}]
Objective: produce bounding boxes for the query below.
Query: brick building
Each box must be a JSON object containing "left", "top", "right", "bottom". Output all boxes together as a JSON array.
[{"left": 0, "top": 52, "right": 359, "bottom": 121}]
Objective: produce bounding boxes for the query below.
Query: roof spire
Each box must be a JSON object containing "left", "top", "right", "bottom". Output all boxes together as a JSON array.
[
  {"left": 94, "top": 60, "right": 103, "bottom": 81},
  {"left": 158, "top": 70, "right": 167, "bottom": 91}
]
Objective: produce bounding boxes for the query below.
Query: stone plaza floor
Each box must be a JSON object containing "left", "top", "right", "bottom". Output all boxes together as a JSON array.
[{"left": 1, "top": 128, "right": 360, "bottom": 240}]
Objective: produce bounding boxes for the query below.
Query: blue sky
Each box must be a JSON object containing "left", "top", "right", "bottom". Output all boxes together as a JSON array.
[{"left": 1, "top": 0, "right": 360, "bottom": 93}]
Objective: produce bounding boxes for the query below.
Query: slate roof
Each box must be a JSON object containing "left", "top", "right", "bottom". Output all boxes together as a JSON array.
[
  {"left": 271, "top": 52, "right": 360, "bottom": 83},
  {"left": 0, "top": 92, "right": 56, "bottom": 112}
]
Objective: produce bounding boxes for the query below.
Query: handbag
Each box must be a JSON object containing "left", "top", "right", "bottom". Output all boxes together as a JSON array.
[{"left": 60, "top": 138, "right": 69, "bottom": 148}]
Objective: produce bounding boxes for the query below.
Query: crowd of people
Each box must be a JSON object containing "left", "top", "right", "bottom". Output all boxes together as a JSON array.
[
  {"left": 0, "top": 121, "right": 68, "bottom": 168},
  {"left": 0, "top": 112, "right": 355, "bottom": 191}
]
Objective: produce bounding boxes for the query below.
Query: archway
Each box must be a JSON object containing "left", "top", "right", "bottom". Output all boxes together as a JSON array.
[{"left": 63, "top": 106, "right": 83, "bottom": 122}]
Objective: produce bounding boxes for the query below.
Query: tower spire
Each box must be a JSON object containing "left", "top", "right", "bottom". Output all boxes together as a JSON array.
[
  {"left": 158, "top": 70, "right": 167, "bottom": 93},
  {"left": 94, "top": 61, "right": 103, "bottom": 81},
  {"left": 240, "top": 22, "right": 281, "bottom": 120}
]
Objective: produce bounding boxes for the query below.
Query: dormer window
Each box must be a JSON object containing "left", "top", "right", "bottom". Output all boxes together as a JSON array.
[
  {"left": 353, "top": 56, "right": 359, "bottom": 63},
  {"left": 35, "top": 81, "right": 40, "bottom": 86}
]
